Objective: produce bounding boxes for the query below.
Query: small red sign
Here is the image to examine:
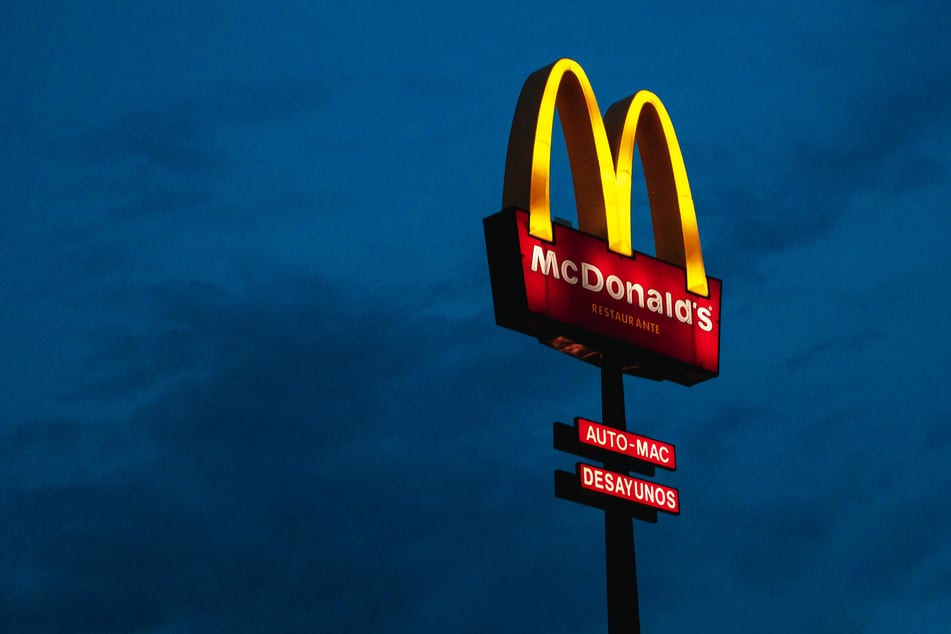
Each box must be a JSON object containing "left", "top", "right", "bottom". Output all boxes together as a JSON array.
[
  {"left": 579, "top": 463, "right": 680, "bottom": 514},
  {"left": 576, "top": 418, "right": 676, "bottom": 470}
]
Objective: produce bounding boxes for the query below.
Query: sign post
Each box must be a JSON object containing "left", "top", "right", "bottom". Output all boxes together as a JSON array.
[
  {"left": 484, "top": 58, "right": 720, "bottom": 633},
  {"left": 601, "top": 355, "right": 640, "bottom": 634}
]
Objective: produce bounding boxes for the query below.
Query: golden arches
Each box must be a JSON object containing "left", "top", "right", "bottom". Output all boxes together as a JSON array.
[{"left": 501, "top": 59, "right": 709, "bottom": 296}]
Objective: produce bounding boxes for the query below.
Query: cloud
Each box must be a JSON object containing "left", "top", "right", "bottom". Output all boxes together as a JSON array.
[
  {"left": 0, "top": 270, "right": 601, "bottom": 633},
  {"left": 63, "top": 75, "right": 330, "bottom": 219},
  {"left": 9, "top": 259, "right": 946, "bottom": 633},
  {"left": 698, "top": 7, "right": 951, "bottom": 286}
]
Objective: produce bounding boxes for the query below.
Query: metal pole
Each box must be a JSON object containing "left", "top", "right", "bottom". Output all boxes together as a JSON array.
[{"left": 601, "top": 354, "right": 640, "bottom": 634}]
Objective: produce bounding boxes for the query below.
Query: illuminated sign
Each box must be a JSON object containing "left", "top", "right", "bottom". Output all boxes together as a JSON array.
[
  {"left": 484, "top": 58, "right": 721, "bottom": 386},
  {"left": 577, "top": 417, "right": 675, "bottom": 470},
  {"left": 578, "top": 463, "right": 680, "bottom": 514}
]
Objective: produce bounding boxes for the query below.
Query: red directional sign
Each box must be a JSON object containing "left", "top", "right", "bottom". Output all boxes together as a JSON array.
[
  {"left": 578, "top": 463, "right": 680, "bottom": 515},
  {"left": 576, "top": 417, "right": 676, "bottom": 470}
]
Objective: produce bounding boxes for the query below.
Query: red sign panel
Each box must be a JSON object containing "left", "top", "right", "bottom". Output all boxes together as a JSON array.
[
  {"left": 484, "top": 208, "right": 721, "bottom": 386},
  {"left": 579, "top": 463, "right": 680, "bottom": 515},
  {"left": 577, "top": 417, "right": 676, "bottom": 470}
]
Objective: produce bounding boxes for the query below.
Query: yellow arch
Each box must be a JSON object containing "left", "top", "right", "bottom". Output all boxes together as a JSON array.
[
  {"left": 501, "top": 59, "right": 623, "bottom": 251},
  {"left": 604, "top": 91, "right": 708, "bottom": 295},
  {"left": 501, "top": 58, "right": 709, "bottom": 296}
]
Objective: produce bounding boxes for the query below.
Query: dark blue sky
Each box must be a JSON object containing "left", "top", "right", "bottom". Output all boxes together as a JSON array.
[{"left": 2, "top": 1, "right": 950, "bottom": 632}]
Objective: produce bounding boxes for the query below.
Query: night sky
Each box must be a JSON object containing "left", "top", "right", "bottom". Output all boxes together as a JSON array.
[{"left": 3, "top": 2, "right": 950, "bottom": 632}]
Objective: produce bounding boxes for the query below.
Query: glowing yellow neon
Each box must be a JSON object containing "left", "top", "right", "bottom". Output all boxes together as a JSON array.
[{"left": 502, "top": 59, "right": 709, "bottom": 296}]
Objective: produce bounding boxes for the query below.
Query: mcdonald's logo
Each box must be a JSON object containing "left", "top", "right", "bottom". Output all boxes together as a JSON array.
[{"left": 484, "top": 59, "right": 721, "bottom": 386}]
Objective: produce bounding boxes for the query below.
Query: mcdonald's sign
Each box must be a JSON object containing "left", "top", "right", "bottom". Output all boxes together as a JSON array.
[{"left": 484, "top": 59, "right": 721, "bottom": 386}]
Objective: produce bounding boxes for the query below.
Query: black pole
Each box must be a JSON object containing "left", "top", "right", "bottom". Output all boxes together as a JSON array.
[{"left": 601, "top": 355, "right": 640, "bottom": 634}]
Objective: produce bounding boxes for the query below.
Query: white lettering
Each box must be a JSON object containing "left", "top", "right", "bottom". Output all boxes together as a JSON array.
[
  {"left": 636, "top": 439, "right": 649, "bottom": 459},
  {"left": 581, "top": 262, "right": 604, "bottom": 292},
  {"left": 561, "top": 259, "right": 578, "bottom": 285},
  {"left": 605, "top": 275, "right": 624, "bottom": 300},
  {"left": 646, "top": 289, "right": 663, "bottom": 314},
  {"left": 530, "top": 245, "right": 559, "bottom": 279},
  {"left": 666, "top": 489, "right": 677, "bottom": 510},
  {"left": 674, "top": 298, "right": 693, "bottom": 324},
  {"left": 582, "top": 464, "right": 594, "bottom": 486},
  {"left": 580, "top": 464, "right": 678, "bottom": 512},
  {"left": 619, "top": 477, "right": 632, "bottom": 497},
  {"left": 697, "top": 306, "right": 713, "bottom": 332},
  {"left": 643, "top": 483, "right": 656, "bottom": 505},
  {"left": 527, "top": 246, "right": 716, "bottom": 337},
  {"left": 625, "top": 282, "right": 644, "bottom": 307}
]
